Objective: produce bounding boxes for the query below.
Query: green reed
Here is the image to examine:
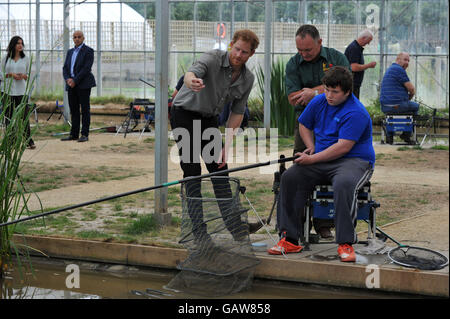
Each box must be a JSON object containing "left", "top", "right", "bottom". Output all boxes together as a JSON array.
[
  {"left": 0, "top": 59, "right": 36, "bottom": 278},
  {"left": 256, "top": 58, "right": 296, "bottom": 137}
]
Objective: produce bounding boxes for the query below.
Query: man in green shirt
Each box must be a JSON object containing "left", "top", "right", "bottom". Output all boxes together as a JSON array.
[
  {"left": 286, "top": 25, "right": 350, "bottom": 153},
  {"left": 284, "top": 24, "right": 350, "bottom": 239}
]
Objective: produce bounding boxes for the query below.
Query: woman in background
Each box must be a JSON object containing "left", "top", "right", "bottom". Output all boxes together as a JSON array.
[{"left": 1, "top": 35, "right": 35, "bottom": 149}]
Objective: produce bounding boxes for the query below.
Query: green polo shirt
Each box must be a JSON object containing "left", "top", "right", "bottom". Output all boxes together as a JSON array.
[{"left": 285, "top": 46, "right": 350, "bottom": 112}]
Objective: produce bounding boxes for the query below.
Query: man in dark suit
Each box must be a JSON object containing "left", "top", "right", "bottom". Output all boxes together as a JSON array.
[{"left": 62, "top": 30, "right": 96, "bottom": 142}]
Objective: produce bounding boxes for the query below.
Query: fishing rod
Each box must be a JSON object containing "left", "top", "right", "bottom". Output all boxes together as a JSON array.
[
  {"left": 139, "top": 78, "right": 156, "bottom": 88},
  {"left": 0, "top": 155, "right": 298, "bottom": 228},
  {"left": 51, "top": 126, "right": 116, "bottom": 136}
]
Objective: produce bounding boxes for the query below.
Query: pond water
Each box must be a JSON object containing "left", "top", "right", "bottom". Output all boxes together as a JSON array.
[{"left": 0, "top": 257, "right": 420, "bottom": 299}]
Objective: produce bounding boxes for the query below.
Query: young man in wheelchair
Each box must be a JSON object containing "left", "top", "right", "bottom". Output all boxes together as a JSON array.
[{"left": 268, "top": 66, "right": 375, "bottom": 262}]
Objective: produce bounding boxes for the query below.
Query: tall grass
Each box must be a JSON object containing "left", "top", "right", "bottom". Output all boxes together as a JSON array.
[
  {"left": 0, "top": 60, "right": 36, "bottom": 278},
  {"left": 256, "top": 58, "right": 296, "bottom": 137}
]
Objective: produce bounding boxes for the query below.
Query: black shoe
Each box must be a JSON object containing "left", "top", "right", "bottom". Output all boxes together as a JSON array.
[
  {"left": 317, "top": 227, "right": 334, "bottom": 239},
  {"left": 400, "top": 133, "right": 414, "bottom": 145},
  {"left": 386, "top": 135, "right": 394, "bottom": 145},
  {"left": 78, "top": 136, "right": 89, "bottom": 142},
  {"left": 61, "top": 135, "right": 78, "bottom": 141},
  {"left": 248, "top": 218, "right": 267, "bottom": 234},
  {"left": 401, "top": 136, "right": 414, "bottom": 144}
]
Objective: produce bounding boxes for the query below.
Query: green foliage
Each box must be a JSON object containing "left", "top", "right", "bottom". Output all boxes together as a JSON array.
[
  {"left": 430, "top": 145, "right": 449, "bottom": 151},
  {"left": 0, "top": 57, "right": 38, "bottom": 278},
  {"left": 31, "top": 92, "right": 134, "bottom": 105},
  {"left": 0, "top": 97, "right": 35, "bottom": 278},
  {"left": 91, "top": 94, "right": 133, "bottom": 105},
  {"left": 364, "top": 99, "right": 385, "bottom": 125},
  {"left": 246, "top": 97, "right": 263, "bottom": 124},
  {"left": 256, "top": 58, "right": 295, "bottom": 137},
  {"left": 127, "top": 0, "right": 266, "bottom": 22},
  {"left": 124, "top": 214, "right": 158, "bottom": 235},
  {"left": 30, "top": 88, "right": 63, "bottom": 102},
  {"left": 127, "top": 0, "right": 446, "bottom": 27},
  {"left": 397, "top": 145, "right": 423, "bottom": 151}
]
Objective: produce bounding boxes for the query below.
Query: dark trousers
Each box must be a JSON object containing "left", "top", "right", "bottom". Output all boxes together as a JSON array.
[
  {"left": 293, "top": 116, "right": 334, "bottom": 232},
  {"left": 68, "top": 87, "right": 91, "bottom": 138},
  {"left": 3, "top": 94, "right": 34, "bottom": 146},
  {"left": 171, "top": 106, "right": 246, "bottom": 241},
  {"left": 277, "top": 157, "right": 372, "bottom": 244},
  {"left": 353, "top": 85, "right": 361, "bottom": 100}
]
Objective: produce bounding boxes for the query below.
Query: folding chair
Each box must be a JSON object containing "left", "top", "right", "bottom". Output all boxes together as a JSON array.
[
  {"left": 115, "top": 98, "right": 155, "bottom": 139},
  {"left": 380, "top": 111, "right": 417, "bottom": 145},
  {"left": 46, "top": 100, "right": 71, "bottom": 126},
  {"left": 302, "top": 182, "right": 380, "bottom": 250}
]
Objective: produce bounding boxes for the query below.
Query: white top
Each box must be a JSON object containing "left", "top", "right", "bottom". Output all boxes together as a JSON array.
[{"left": 0, "top": 55, "right": 30, "bottom": 96}]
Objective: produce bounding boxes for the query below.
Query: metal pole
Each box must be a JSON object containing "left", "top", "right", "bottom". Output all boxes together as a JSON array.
[
  {"left": 62, "top": 0, "right": 71, "bottom": 124},
  {"left": 378, "top": 0, "right": 386, "bottom": 89},
  {"left": 219, "top": 2, "right": 223, "bottom": 50},
  {"left": 51, "top": 1, "right": 54, "bottom": 92},
  {"left": 154, "top": 0, "right": 170, "bottom": 226},
  {"left": 327, "top": 0, "right": 331, "bottom": 46},
  {"left": 447, "top": 55, "right": 449, "bottom": 108},
  {"left": 193, "top": 0, "right": 197, "bottom": 57},
  {"left": 96, "top": 0, "right": 101, "bottom": 96},
  {"left": 120, "top": 2, "right": 123, "bottom": 95},
  {"left": 414, "top": 0, "right": 419, "bottom": 95},
  {"left": 245, "top": 0, "right": 248, "bottom": 28},
  {"left": 230, "top": 0, "right": 235, "bottom": 40},
  {"left": 143, "top": 2, "right": 147, "bottom": 99},
  {"left": 0, "top": 156, "right": 299, "bottom": 228},
  {"left": 264, "top": 0, "right": 272, "bottom": 130},
  {"left": 7, "top": 0, "right": 10, "bottom": 38},
  {"left": 35, "top": 0, "right": 40, "bottom": 95},
  {"left": 356, "top": 0, "right": 361, "bottom": 36},
  {"left": 436, "top": 47, "right": 442, "bottom": 106}
]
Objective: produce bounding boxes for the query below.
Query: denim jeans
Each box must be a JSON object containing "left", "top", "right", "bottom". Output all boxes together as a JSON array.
[{"left": 381, "top": 100, "right": 419, "bottom": 115}]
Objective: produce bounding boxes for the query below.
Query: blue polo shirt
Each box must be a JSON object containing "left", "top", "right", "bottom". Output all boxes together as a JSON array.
[
  {"left": 380, "top": 63, "right": 410, "bottom": 105},
  {"left": 298, "top": 93, "right": 375, "bottom": 167}
]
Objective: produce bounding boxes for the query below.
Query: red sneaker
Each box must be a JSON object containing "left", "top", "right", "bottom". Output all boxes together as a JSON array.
[
  {"left": 267, "top": 238, "right": 303, "bottom": 255},
  {"left": 338, "top": 244, "right": 356, "bottom": 262}
]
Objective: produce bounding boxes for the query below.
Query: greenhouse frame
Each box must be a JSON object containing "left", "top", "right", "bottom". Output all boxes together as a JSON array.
[{"left": 0, "top": 0, "right": 448, "bottom": 109}]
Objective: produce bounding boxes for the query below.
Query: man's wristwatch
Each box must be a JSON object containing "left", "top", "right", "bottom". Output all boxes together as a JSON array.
[{"left": 314, "top": 90, "right": 319, "bottom": 96}]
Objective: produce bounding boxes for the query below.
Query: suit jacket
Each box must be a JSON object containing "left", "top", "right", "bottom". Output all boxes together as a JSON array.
[{"left": 63, "top": 44, "right": 96, "bottom": 91}]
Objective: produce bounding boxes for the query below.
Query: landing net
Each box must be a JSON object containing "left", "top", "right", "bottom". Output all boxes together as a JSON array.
[
  {"left": 388, "top": 246, "right": 448, "bottom": 270},
  {"left": 166, "top": 177, "right": 260, "bottom": 296}
]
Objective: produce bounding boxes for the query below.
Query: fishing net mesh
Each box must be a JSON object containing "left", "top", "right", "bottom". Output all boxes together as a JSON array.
[
  {"left": 166, "top": 177, "right": 260, "bottom": 297},
  {"left": 388, "top": 246, "right": 449, "bottom": 270}
]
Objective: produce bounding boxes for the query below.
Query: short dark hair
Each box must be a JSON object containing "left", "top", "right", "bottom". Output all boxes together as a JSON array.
[
  {"left": 321, "top": 66, "right": 353, "bottom": 94},
  {"left": 295, "top": 25, "right": 320, "bottom": 40}
]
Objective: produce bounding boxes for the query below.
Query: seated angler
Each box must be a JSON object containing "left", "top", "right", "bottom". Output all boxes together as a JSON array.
[
  {"left": 268, "top": 66, "right": 375, "bottom": 262},
  {"left": 379, "top": 52, "right": 419, "bottom": 143}
]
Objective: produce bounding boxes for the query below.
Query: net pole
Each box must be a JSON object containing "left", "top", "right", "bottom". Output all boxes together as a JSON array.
[{"left": 1, "top": 156, "right": 298, "bottom": 227}]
